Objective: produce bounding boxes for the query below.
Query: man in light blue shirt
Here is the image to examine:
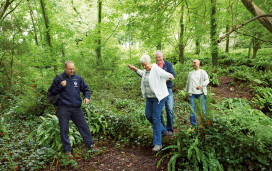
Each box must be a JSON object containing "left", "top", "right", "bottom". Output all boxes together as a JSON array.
[{"left": 186, "top": 59, "right": 209, "bottom": 126}]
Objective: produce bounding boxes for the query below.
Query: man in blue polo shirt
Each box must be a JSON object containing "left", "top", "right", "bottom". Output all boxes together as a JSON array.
[
  {"left": 155, "top": 51, "right": 175, "bottom": 136},
  {"left": 49, "top": 61, "right": 97, "bottom": 158}
]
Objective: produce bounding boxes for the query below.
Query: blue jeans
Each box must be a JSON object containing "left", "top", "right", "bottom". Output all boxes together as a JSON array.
[
  {"left": 161, "top": 88, "right": 174, "bottom": 132},
  {"left": 190, "top": 94, "right": 206, "bottom": 126},
  {"left": 145, "top": 97, "right": 167, "bottom": 145},
  {"left": 57, "top": 106, "right": 94, "bottom": 152}
]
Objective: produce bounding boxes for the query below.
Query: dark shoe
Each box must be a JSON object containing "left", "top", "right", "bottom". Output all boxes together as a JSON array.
[
  {"left": 88, "top": 145, "right": 100, "bottom": 153},
  {"left": 66, "top": 152, "right": 73, "bottom": 159},
  {"left": 162, "top": 131, "right": 174, "bottom": 137}
]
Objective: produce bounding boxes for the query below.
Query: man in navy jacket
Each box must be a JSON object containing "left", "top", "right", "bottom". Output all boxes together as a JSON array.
[
  {"left": 155, "top": 51, "right": 175, "bottom": 136},
  {"left": 49, "top": 61, "right": 96, "bottom": 157}
]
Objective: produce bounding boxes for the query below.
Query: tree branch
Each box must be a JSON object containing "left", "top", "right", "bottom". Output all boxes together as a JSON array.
[
  {"left": 235, "top": 30, "right": 272, "bottom": 43},
  {"left": 2, "top": 0, "right": 22, "bottom": 21},
  {"left": 102, "top": 18, "right": 122, "bottom": 46},
  {"left": 217, "top": 14, "right": 272, "bottom": 44}
]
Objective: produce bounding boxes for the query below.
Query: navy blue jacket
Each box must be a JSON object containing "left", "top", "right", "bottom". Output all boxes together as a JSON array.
[
  {"left": 50, "top": 72, "right": 91, "bottom": 108},
  {"left": 160, "top": 60, "right": 175, "bottom": 89}
]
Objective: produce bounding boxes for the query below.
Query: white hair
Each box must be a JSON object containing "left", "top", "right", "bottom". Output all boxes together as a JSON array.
[
  {"left": 155, "top": 50, "right": 164, "bottom": 57},
  {"left": 140, "top": 55, "right": 151, "bottom": 63}
]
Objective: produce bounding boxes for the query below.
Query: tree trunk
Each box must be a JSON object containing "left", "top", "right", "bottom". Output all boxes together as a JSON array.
[
  {"left": 210, "top": 0, "right": 218, "bottom": 67},
  {"left": 241, "top": 0, "right": 272, "bottom": 34},
  {"left": 178, "top": 5, "right": 184, "bottom": 64},
  {"left": 195, "top": 39, "right": 200, "bottom": 55},
  {"left": 247, "top": 38, "right": 253, "bottom": 58},
  {"left": 96, "top": 0, "right": 102, "bottom": 64},
  {"left": 40, "top": 0, "right": 52, "bottom": 48},
  {"left": 252, "top": 37, "right": 262, "bottom": 59},
  {"left": 225, "top": 25, "right": 229, "bottom": 53},
  {"left": 0, "top": 0, "right": 14, "bottom": 20},
  {"left": 27, "top": 0, "right": 39, "bottom": 46}
]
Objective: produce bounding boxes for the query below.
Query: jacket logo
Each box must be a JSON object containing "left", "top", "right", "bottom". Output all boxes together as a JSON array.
[{"left": 74, "top": 81, "right": 78, "bottom": 87}]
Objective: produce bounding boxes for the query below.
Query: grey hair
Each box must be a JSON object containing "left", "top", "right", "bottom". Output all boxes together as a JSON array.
[
  {"left": 155, "top": 50, "right": 164, "bottom": 57},
  {"left": 140, "top": 55, "right": 151, "bottom": 63}
]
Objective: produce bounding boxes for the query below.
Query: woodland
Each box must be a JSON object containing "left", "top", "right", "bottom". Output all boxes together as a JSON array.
[{"left": 0, "top": 0, "right": 272, "bottom": 170}]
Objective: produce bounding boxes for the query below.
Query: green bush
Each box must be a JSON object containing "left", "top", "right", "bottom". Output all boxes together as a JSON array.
[
  {"left": 158, "top": 97, "right": 272, "bottom": 170},
  {"left": 253, "top": 87, "right": 272, "bottom": 116}
]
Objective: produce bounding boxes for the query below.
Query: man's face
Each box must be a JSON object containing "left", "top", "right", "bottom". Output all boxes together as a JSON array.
[
  {"left": 65, "top": 63, "right": 75, "bottom": 76},
  {"left": 155, "top": 53, "right": 164, "bottom": 64},
  {"left": 193, "top": 60, "right": 200, "bottom": 69}
]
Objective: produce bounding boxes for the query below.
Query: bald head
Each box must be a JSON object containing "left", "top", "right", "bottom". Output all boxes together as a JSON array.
[
  {"left": 65, "top": 61, "right": 75, "bottom": 77},
  {"left": 192, "top": 59, "right": 200, "bottom": 70}
]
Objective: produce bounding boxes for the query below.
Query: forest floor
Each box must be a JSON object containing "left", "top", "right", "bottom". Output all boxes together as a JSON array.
[
  {"left": 58, "top": 76, "right": 255, "bottom": 171},
  {"left": 213, "top": 76, "right": 255, "bottom": 100},
  {"left": 73, "top": 141, "right": 168, "bottom": 171}
]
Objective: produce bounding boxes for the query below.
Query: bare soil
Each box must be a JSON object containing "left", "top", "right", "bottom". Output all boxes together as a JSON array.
[
  {"left": 212, "top": 76, "right": 255, "bottom": 100},
  {"left": 66, "top": 141, "right": 169, "bottom": 171}
]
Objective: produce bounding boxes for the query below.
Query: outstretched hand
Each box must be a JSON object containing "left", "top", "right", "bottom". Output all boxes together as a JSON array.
[{"left": 128, "top": 64, "right": 138, "bottom": 72}]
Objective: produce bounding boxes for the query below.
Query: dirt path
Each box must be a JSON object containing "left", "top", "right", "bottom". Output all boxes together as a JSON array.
[
  {"left": 74, "top": 141, "right": 168, "bottom": 171},
  {"left": 212, "top": 76, "right": 255, "bottom": 100}
]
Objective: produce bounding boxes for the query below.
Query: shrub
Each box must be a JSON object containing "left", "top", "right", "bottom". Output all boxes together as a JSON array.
[{"left": 253, "top": 87, "right": 272, "bottom": 116}]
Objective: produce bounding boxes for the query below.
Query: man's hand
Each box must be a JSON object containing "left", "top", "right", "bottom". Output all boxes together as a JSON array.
[
  {"left": 196, "top": 85, "right": 202, "bottom": 90},
  {"left": 169, "top": 74, "right": 174, "bottom": 80},
  {"left": 61, "top": 80, "right": 67, "bottom": 87},
  {"left": 128, "top": 64, "right": 138, "bottom": 72},
  {"left": 84, "top": 98, "right": 90, "bottom": 105}
]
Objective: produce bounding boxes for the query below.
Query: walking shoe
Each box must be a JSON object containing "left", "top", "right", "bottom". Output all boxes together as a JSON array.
[
  {"left": 167, "top": 131, "right": 174, "bottom": 136},
  {"left": 88, "top": 144, "right": 100, "bottom": 153},
  {"left": 66, "top": 152, "right": 73, "bottom": 159},
  {"left": 162, "top": 131, "right": 174, "bottom": 137},
  {"left": 152, "top": 145, "right": 162, "bottom": 152}
]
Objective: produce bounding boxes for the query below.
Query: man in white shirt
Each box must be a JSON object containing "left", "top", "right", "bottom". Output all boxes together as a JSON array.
[{"left": 186, "top": 59, "right": 209, "bottom": 126}]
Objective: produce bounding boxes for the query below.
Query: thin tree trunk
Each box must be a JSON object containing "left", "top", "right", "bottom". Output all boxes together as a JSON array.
[
  {"left": 248, "top": 38, "right": 253, "bottom": 58},
  {"left": 40, "top": 0, "right": 52, "bottom": 48},
  {"left": 225, "top": 25, "right": 229, "bottom": 53},
  {"left": 195, "top": 39, "right": 200, "bottom": 55},
  {"left": 27, "top": 0, "right": 39, "bottom": 46},
  {"left": 96, "top": 0, "right": 102, "bottom": 64},
  {"left": 178, "top": 5, "right": 184, "bottom": 64},
  {"left": 211, "top": 0, "right": 218, "bottom": 67},
  {"left": 155, "top": 0, "right": 162, "bottom": 50},
  {"left": 252, "top": 37, "right": 262, "bottom": 59}
]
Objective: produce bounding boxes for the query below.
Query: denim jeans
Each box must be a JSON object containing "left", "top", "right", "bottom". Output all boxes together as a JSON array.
[
  {"left": 161, "top": 88, "right": 174, "bottom": 132},
  {"left": 145, "top": 97, "right": 167, "bottom": 145},
  {"left": 189, "top": 94, "right": 206, "bottom": 126},
  {"left": 57, "top": 106, "right": 94, "bottom": 152}
]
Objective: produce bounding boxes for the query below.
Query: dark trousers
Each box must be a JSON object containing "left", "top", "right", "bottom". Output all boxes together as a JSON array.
[{"left": 57, "top": 106, "right": 94, "bottom": 152}]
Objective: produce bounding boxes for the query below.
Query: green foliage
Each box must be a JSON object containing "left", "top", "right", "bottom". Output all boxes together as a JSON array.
[
  {"left": 253, "top": 87, "right": 272, "bottom": 116},
  {"left": 83, "top": 104, "right": 108, "bottom": 134},
  {"left": 27, "top": 114, "right": 82, "bottom": 151},
  {"left": 209, "top": 73, "right": 219, "bottom": 87},
  {"left": 0, "top": 117, "right": 9, "bottom": 139},
  {"left": 158, "top": 97, "right": 272, "bottom": 170}
]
